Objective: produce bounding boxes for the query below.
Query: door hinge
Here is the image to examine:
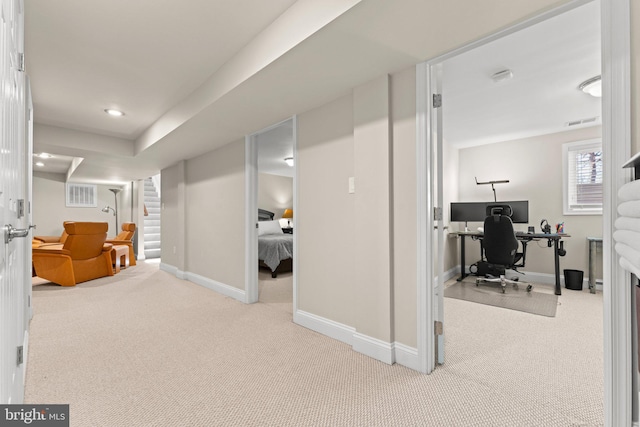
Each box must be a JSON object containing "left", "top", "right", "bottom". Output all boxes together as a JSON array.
[
  {"left": 434, "top": 321, "right": 443, "bottom": 336},
  {"left": 17, "top": 346, "right": 24, "bottom": 365},
  {"left": 18, "top": 53, "right": 24, "bottom": 72},
  {"left": 432, "top": 94, "right": 442, "bottom": 108},
  {"left": 433, "top": 207, "right": 443, "bottom": 221}
]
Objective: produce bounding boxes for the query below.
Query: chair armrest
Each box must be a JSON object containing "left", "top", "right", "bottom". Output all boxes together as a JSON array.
[
  {"left": 33, "top": 236, "right": 61, "bottom": 243},
  {"left": 105, "top": 239, "right": 132, "bottom": 246},
  {"left": 102, "top": 243, "right": 113, "bottom": 252}
]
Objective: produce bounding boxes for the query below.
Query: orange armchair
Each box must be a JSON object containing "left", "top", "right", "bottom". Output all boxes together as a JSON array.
[
  {"left": 106, "top": 222, "right": 136, "bottom": 266},
  {"left": 32, "top": 222, "right": 114, "bottom": 287}
]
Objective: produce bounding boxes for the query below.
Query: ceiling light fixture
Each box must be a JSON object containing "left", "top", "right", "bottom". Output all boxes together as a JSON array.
[
  {"left": 35, "top": 162, "right": 44, "bottom": 167},
  {"left": 578, "top": 75, "right": 601, "bottom": 97},
  {"left": 104, "top": 108, "right": 125, "bottom": 117},
  {"left": 284, "top": 157, "right": 294, "bottom": 167},
  {"left": 37, "top": 152, "right": 53, "bottom": 158}
]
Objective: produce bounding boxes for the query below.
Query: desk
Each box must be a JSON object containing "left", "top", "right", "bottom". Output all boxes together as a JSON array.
[
  {"left": 587, "top": 237, "right": 602, "bottom": 294},
  {"left": 451, "top": 230, "right": 570, "bottom": 296}
]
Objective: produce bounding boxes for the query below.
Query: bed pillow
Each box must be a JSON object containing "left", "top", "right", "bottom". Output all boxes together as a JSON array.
[{"left": 258, "top": 220, "right": 283, "bottom": 236}]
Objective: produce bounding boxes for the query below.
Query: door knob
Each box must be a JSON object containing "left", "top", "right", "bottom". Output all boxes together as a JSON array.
[{"left": 3, "top": 224, "right": 35, "bottom": 244}]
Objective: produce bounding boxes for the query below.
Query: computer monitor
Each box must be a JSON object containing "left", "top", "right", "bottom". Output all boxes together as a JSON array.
[
  {"left": 450, "top": 202, "right": 488, "bottom": 223},
  {"left": 450, "top": 200, "right": 529, "bottom": 224}
]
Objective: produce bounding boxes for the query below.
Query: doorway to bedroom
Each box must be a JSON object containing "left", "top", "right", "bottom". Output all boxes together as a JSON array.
[{"left": 248, "top": 117, "right": 296, "bottom": 312}]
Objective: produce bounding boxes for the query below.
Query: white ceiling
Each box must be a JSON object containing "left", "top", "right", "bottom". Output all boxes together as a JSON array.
[
  {"left": 24, "top": 0, "right": 601, "bottom": 183},
  {"left": 442, "top": 1, "right": 601, "bottom": 147}
]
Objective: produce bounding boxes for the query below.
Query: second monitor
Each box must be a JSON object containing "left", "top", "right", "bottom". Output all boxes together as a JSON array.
[{"left": 450, "top": 200, "right": 529, "bottom": 224}]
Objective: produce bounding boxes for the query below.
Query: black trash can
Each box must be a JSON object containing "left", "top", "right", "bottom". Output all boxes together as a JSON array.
[{"left": 564, "top": 269, "right": 584, "bottom": 290}]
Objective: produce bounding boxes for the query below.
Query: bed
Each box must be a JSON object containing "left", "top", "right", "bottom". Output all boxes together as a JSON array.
[{"left": 258, "top": 209, "right": 293, "bottom": 278}]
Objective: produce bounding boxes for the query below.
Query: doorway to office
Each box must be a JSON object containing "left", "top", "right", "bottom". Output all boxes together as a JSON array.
[
  {"left": 417, "top": 0, "right": 631, "bottom": 423},
  {"left": 245, "top": 117, "right": 296, "bottom": 312}
]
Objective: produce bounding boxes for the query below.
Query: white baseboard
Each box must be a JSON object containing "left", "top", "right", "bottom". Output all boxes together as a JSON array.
[
  {"left": 294, "top": 309, "right": 355, "bottom": 345},
  {"left": 352, "top": 333, "right": 394, "bottom": 365},
  {"left": 159, "top": 263, "right": 246, "bottom": 302},
  {"left": 394, "top": 342, "right": 421, "bottom": 371},
  {"left": 294, "top": 309, "right": 419, "bottom": 368}
]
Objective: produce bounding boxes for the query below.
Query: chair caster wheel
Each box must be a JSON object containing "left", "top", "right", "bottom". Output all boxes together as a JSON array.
[{"left": 526, "top": 285, "right": 533, "bottom": 292}]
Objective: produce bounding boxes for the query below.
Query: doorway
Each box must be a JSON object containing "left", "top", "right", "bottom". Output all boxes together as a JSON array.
[
  {"left": 246, "top": 117, "right": 296, "bottom": 311},
  {"left": 417, "top": 0, "right": 631, "bottom": 423}
]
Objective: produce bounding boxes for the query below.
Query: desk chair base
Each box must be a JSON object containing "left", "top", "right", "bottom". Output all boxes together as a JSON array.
[{"left": 476, "top": 275, "right": 533, "bottom": 294}]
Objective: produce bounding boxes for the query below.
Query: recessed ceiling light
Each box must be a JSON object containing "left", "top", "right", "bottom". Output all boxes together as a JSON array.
[
  {"left": 104, "top": 108, "right": 125, "bottom": 117},
  {"left": 35, "top": 162, "right": 44, "bottom": 167},
  {"left": 37, "top": 152, "right": 53, "bottom": 158},
  {"left": 578, "top": 76, "right": 601, "bottom": 97},
  {"left": 284, "top": 157, "right": 294, "bottom": 167}
]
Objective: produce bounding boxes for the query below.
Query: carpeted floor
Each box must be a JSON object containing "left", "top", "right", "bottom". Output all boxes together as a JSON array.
[{"left": 25, "top": 262, "right": 604, "bottom": 426}]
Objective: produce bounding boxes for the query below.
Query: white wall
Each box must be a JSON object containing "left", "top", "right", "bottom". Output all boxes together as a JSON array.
[{"left": 33, "top": 172, "right": 132, "bottom": 237}]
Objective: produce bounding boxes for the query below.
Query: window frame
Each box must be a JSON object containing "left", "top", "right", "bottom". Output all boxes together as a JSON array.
[{"left": 562, "top": 138, "right": 603, "bottom": 215}]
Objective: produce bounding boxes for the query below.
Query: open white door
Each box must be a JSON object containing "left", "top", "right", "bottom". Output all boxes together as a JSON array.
[{"left": 0, "top": 0, "right": 32, "bottom": 404}]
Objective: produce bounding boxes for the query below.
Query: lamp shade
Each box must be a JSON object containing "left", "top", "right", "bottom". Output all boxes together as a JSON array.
[{"left": 282, "top": 209, "right": 293, "bottom": 219}]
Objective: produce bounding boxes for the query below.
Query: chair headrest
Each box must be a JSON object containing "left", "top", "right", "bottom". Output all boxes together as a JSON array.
[
  {"left": 121, "top": 222, "right": 136, "bottom": 232},
  {"left": 486, "top": 204, "right": 512, "bottom": 217},
  {"left": 64, "top": 222, "right": 108, "bottom": 235}
]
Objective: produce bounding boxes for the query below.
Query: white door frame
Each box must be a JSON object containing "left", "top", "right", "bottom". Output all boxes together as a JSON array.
[
  {"left": 245, "top": 116, "right": 297, "bottom": 306},
  {"left": 416, "top": 0, "right": 631, "bottom": 424}
]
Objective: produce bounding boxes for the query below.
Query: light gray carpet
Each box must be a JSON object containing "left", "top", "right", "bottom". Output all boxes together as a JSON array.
[
  {"left": 25, "top": 262, "right": 604, "bottom": 426},
  {"left": 445, "top": 280, "right": 559, "bottom": 317}
]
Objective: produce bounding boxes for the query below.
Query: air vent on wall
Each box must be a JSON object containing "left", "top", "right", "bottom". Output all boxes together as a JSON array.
[
  {"left": 566, "top": 116, "right": 599, "bottom": 127},
  {"left": 66, "top": 183, "right": 97, "bottom": 207}
]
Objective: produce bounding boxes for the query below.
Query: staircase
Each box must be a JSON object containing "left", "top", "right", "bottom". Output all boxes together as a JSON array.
[{"left": 144, "top": 177, "right": 161, "bottom": 259}]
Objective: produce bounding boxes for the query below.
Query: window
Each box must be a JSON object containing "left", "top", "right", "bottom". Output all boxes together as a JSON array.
[
  {"left": 562, "top": 139, "right": 602, "bottom": 215},
  {"left": 66, "top": 183, "right": 97, "bottom": 207}
]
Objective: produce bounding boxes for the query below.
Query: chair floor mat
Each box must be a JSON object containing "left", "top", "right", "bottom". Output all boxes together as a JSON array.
[{"left": 444, "top": 280, "right": 558, "bottom": 317}]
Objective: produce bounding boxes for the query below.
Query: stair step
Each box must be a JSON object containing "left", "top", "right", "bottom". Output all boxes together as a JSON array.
[
  {"left": 145, "top": 214, "right": 161, "bottom": 220},
  {"left": 145, "top": 200, "right": 161, "bottom": 207},
  {"left": 147, "top": 207, "right": 161, "bottom": 214},
  {"left": 145, "top": 248, "right": 161, "bottom": 259},
  {"left": 145, "top": 233, "right": 161, "bottom": 241},
  {"left": 145, "top": 226, "right": 161, "bottom": 234},
  {"left": 144, "top": 191, "right": 158, "bottom": 197},
  {"left": 145, "top": 241, "right": 161, "bottom": 250}
]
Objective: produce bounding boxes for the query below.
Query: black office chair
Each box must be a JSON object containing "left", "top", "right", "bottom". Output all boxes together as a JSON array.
[{"left": 476, "top": 204, "right": 532, "bottom": 293}]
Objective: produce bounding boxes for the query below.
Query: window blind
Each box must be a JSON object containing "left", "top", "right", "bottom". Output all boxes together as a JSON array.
[{"left": 567, "top": 142, "right": 602, "bottom": 210}]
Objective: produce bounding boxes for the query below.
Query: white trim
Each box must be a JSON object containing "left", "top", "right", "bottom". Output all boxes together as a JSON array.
[
  {"left": 416, "top": 61, "right": 433, "bottom": 374},
  {"left": 160, "top": 262, "right": 246, "bottom": 302},
  {"left": 352, "top": 333, "right": 394, "bottom": 365},
  {"left": 292, "top": 115, "right": 299, "bottom": 315},
  {"left": 185, "top": 271, "right": 246, "bottom": 302},
  {"left": 601, "top": 0, "right": 632, "bottom": 425},
  {"left": 295, "top": 309, "right": 402, "bottom": 366},
  {"left": 394, "top": 342, "right": 420, "bottom": 371},
  {"left": 294, "top": 310, "right": 355, "bottom": 345},
  {"left": 245, "top": 134, "right": 258, "bottom": 304}
]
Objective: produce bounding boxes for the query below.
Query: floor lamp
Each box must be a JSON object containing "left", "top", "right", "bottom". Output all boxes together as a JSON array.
[{"left": 102, "top": 188, "right": 121, "bottom": 234}]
